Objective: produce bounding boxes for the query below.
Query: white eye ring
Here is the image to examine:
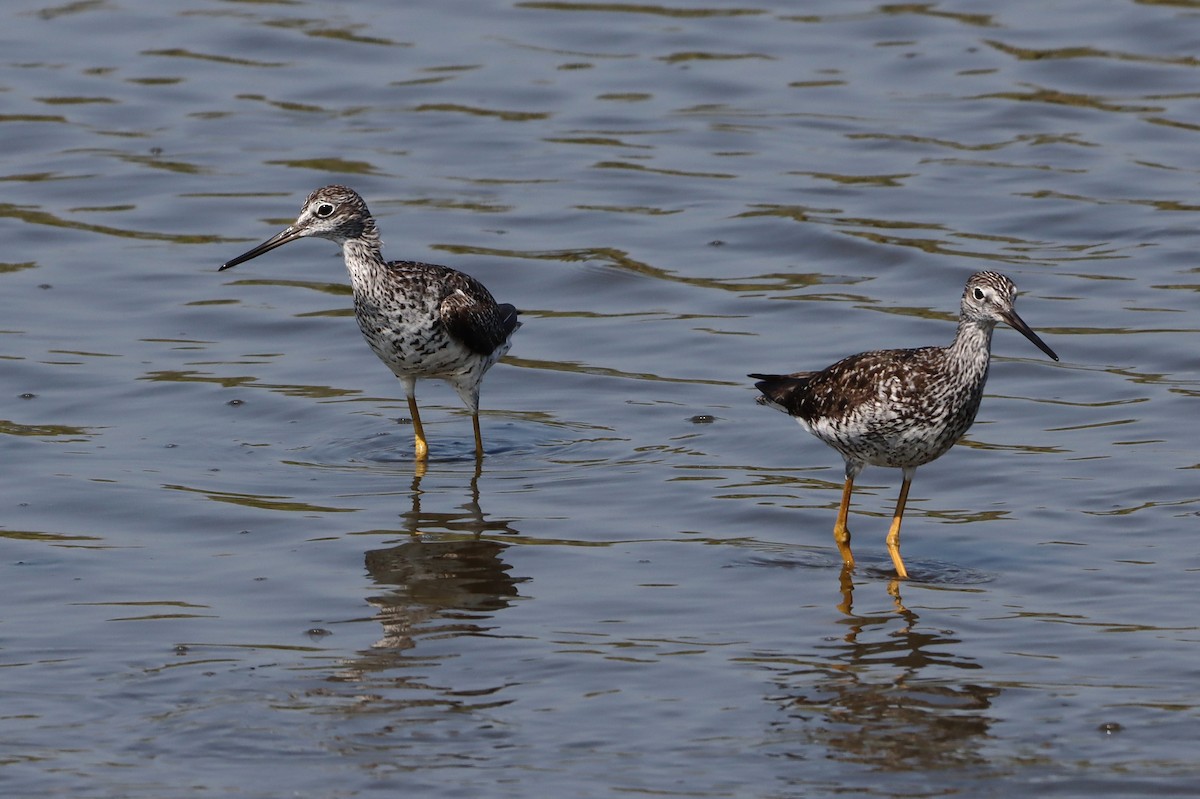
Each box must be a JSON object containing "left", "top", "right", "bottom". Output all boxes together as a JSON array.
[{"left": 315, "top": 203, "right": 335, "bottom": 218}]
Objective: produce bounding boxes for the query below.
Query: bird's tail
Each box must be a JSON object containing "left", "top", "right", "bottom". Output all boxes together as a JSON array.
[{"left": 748, "top": 372, "right": 813, "bottom": 412}]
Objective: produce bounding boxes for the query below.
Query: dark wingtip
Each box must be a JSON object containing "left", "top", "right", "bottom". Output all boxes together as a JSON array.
[
  {"left": 748, "top": 372, "right": 785, "bottom": 388},
  {"left": 498, "top": 303, "right": 521, "bottom": 335},
  {"left": 748, "top": 372, "right": 813, "bottom": 414}
]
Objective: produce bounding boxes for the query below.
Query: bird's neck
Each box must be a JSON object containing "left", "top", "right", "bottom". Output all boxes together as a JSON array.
[
  {"left": 947, "top": 316, "right": 996, "bottom": 378},
  {"left": 340, "top": 231, "right": 386, "bottom": 286}
]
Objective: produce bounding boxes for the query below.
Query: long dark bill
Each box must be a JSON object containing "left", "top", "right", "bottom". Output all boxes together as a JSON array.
[
  {"left": 1002, "top": 308, "right": 1059, "bottom": 362},
  {"left": 219, "top": 226, "right": 304, "bottom": 271}
]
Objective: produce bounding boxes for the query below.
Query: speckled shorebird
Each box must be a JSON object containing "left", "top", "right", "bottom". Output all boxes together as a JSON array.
[
  {"left": 219, "top": 185, "right": 520, "bottom": 462},
  {"left": 749, "top": 271, "right": 1058, "bottom": 578}
]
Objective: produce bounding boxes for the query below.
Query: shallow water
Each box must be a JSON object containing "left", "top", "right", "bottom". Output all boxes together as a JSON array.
[{"left": 1, "top": 0, "right": 1198, "bottom": 796}]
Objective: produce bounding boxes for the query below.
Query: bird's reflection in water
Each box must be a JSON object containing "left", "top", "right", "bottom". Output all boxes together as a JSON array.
[
  {"left": 763, "top": 568, "right": 999, "bottom": 775},
  {"left": 397, "top": 459, "right": 519, "bottom": 539},
  {"left": 339, "top": 462, "right": 526, "bottom": 682}
]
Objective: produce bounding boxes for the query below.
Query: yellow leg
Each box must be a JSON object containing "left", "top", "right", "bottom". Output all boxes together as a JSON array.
[
  {"left": 472, "top": 412, "right": 484, "bottom": 461},
  {"left": 834, "top": 476, "right": 855, "bottom": 568},
  {"left": 886, "top": 473, "right": 913, "bottom": 579},
  {"left": 407, "top": 394, "right": 429, "bottom": 462}
]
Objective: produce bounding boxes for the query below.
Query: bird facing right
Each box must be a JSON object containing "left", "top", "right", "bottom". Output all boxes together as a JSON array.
[{"left": 749, "top": 270, "right": 1059, "bottom": 579}]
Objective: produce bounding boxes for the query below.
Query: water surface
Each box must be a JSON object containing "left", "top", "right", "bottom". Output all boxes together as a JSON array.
[{"left": 1, "top": 0, "right": 1198, "bottom": 796}]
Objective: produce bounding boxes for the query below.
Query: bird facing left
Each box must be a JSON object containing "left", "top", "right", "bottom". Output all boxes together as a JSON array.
[{"left": 219, "top": 185, "right": 521, "bottom": 462}]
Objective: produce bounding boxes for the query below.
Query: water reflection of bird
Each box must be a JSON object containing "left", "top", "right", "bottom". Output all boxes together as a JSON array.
[
  {"left": 367, "top": 538, "right": 521, "bottom": 616},
  {"left": 751, "top": 271, "right": 1058, "bottom": 579},
  {"left": 400, "top": 460, "right": 520, "bottom": 539},
  {"left": 358, "top": 464, "right": 524, "bottom": 668},
  {"left": 219, "top": 185, "right": 520, "bottom": 462},
  {"left": 336, "top": 460, "right": 528, "bottom": 676},
  {"left": 763, "top": 577, "right": 997, "bottom": 773},
  {"left": 345, "top": 535, "right": 523, "bottom": 677}
]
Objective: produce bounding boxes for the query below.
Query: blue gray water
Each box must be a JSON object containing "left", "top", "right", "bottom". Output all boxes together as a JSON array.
[{"left": 1, "top": 1, "right": 1197, "bottom": 796}]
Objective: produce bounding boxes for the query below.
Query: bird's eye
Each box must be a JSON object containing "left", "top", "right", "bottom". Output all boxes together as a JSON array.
[
  {"left": 972, "top": 287, "right": 986, "bottom": 301},
  {"left": 315, "top": 202, "right": 335, "bottom": 218}
]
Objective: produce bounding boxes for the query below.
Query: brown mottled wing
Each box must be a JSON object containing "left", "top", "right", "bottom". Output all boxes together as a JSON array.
[
  {"left": 753, "top": 348, "right": 939, "bottom": 422},
  {"left": 438, "top": 271, "right": 520, "bottom": 356}
]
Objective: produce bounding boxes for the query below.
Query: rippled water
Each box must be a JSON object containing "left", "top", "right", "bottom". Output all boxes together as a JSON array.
[{"left": 2, "top": 0, "right": 1198, "bottom": 796}]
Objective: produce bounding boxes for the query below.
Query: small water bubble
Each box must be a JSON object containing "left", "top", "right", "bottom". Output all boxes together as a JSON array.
[
  {"left": 306, "top": 628, "right": 333, "bottom": 639},
  {"left": 227, "top": 399, "right": 244, "bottom": 407},
  {"left": 19, "top": 393, "right": 36, "bottom": 400},
  {"left": 164, "top": 443, "right": 177, "bottom": 449},
  {"left": 708, "top": 240, "right": 726, "bottom": 247},
  {"left": 174, "top": 644, "right": 190, "bottom": 656},
  {"left": 1097, "top": 722, "right": 1123, "bottom": 734},
  {"left": 38, "top": 284, "right": 52, "bottom": 290},
  {"left": 688, "top": 414, "right": 717, "bottom": 424}
]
